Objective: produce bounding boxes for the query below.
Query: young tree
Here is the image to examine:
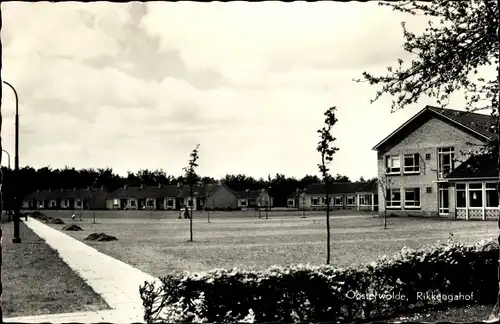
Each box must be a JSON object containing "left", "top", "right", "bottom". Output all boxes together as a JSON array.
[
  {"left": 317, "top": 106, "right": 340, "bottom": 265},
  {"left": 378, "top": 175, "right": 395, "bottom": 230},
  {"left": 355, "top": 0, "right": 499, "bottom": 316},
  {"left": 183, "top": 144, "right": 200, "bottom": 242}
]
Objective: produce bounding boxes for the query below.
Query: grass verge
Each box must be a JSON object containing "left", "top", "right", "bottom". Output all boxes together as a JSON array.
[{"left": 2, "top": 221, "right": 110, "bottom": 318}]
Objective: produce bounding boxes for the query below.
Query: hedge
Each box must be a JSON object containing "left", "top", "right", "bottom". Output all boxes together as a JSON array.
[{"left": 139, "top": 237, "right": 498, "bottom": 323}]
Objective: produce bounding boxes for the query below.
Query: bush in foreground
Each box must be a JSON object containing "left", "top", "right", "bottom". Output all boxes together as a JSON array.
[{"left": 139, "top": 238, "right": 497, "bottom": 323}]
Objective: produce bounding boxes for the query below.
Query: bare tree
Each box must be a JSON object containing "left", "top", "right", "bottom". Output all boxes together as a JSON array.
[
  {"left": 317, "top": 106, "right": 340, "bottom": 265},
  {"left": 183, "top": 144, "right": 200, "bottom": 242},
  {"left": 378, "top": 175, "right": 395, "bottom": 230}
]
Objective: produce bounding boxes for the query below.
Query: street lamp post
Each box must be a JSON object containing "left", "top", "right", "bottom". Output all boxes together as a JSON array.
[
  {"left": 3, "top": 81, "right": 21, "bottom": 243},
  {"left": 2, "top": 150, "right": 10, "bottom": 169}
]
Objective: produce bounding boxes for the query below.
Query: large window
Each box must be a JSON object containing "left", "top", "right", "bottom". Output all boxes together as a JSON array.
[
  {"left": 334, "top": 196, "right": 343, "bottom": 206},
  {"left": 311, "top": 197, "right": 319, "bottom": 206},
  {"left": 359, "top": 194, "right": 373, "bottom": 206},
  {"left": 486, "top": 182, "right": 499, "bottom": 208},
  {"left": 468, "top": 183, "right": 483, "bottom": 208},
  {"left": 346, "top": 196, "right": 355, "bottom": 206},
  {"left": 385, "top": 155, "right": 401, "bottom": 174},
  {"left": 147, "top": 199, "right": 154, "bottom": 207},
  {"left": 403, "top": 153, "right": 420, "bottom": 174},
  {"left": 437, "top": 147, "right": 455, "bottom": 178},
  {"left": 130, "top": 200, "right": 136, "bottom": 207},
  {"left": 386, "top": 188, "right": 401, "bottom": 208},
  {"left": 166, "top": 199, "right": 174, "bottom": 207},
  {"left": 287, "top": 199, "right": 295, "bottom": 207},
  {"left": 456, "top": 183, "right": 466, "bottom": 208},
  {"left": 404, "top": 188, "right": 421, "bottom": 208}
]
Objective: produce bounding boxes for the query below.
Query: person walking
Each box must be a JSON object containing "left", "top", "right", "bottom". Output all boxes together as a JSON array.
[{"left": 183, "top": 205, "right": 190, "bottom": 219}]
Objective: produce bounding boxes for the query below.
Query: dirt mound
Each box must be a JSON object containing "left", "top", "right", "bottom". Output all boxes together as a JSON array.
[
  {"left": 30, "top": 211, "right": 50, "bottom": 221},
  {"left": 62, "top": 224, "right": 83, "bottom": 231},
  {"left": 84, "top": 232, "right": 118, "bottom": 242},
  {"left": 49, "top": 218, "right": 65, "bottom": 225}
]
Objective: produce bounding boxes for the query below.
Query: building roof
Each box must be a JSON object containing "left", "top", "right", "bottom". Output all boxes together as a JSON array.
[
  {"left": 304, "top": 182, "right": 368, "bottom": 195},
  {"left": 24, "top": 188, "right": 107, "bottom": 201},
  {"left": 236, "top": 189, "right": 268, "bottom": 199},
  {"left": 446, "top": 154, "right": 499, "bottom": 180},
  {"left": 373, "top": 106, "right": 494, "bottom": 151},
  {"left": 105, "top": 184, "right": 227, "bottom": 199},
  {"left": 356, "top": 179, "right": 378, "bottom": 193}
]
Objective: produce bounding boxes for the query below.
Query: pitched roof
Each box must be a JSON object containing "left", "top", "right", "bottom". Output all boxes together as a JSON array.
[
  {"left": 24, "top": 188, "right": 107, "bottom": 201},
  {"left": 356, "top": 179, "right": 378, "bottom": 193},
  {"left": 305, "top": 182, "right": 368, "bottom": 195},
  {"left": 236, "top": 189, "right": 266, "bottom": 199},
  {"left": 446, "top": 154, "right": 499, "bottom": 179},
  {"left": 373, "top": 105, "right": 494, "bottom": 151},
  {"left": 105, "top": 184, "right": 225, "bottom": 199}
]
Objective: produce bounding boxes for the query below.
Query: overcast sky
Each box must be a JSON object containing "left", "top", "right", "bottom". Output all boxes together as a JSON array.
[{"left": 1, "top": 1, "right": 475, "bottom": 180}]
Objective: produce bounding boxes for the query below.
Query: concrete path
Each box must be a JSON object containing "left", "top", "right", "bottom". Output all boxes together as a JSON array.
[{"left": 4, "top": 218, "right": 161, "bottom": 323}]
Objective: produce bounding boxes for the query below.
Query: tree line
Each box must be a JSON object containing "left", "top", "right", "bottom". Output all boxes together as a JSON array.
[{"left": 6, "top": 166, "right": 373, "bottom": 209}]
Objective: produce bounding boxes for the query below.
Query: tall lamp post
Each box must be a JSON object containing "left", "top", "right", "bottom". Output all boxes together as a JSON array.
[
  {"left": 2, "top": 150, "right": 10, "bottom": 169},
  {"left": 3, "top": 81, "right": 21, "bottom": 243}
]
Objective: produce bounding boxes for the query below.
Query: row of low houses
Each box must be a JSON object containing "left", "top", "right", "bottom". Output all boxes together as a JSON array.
[{"left": 22, "top": 182, "right": 378, "bottom": 212}]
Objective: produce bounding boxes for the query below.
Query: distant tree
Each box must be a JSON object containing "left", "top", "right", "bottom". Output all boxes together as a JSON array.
[
  {"left": 183, "top": 144, "right": 200, "bottom": 242},
  {"left": 359, "top": 176, "right": 366, "bottom": 182},
  {"left": 355, "top": 0, "right": 499, "bottom": 316},
  {"left": 333, "top": 174, "right": 350, "bottom": 182},
  {"left": 317, "top": 106, "right": 340, "bottom": 265}
]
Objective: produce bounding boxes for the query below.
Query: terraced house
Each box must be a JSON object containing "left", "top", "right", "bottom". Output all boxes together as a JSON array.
[
  {"left": 374, "top": 105, "right": 498, "bottom": 220},
  {"left": 22, "top": 187, "right": 108, "bottom": 210},
  {"left": 288, "top": 182, "right": 369, "bottom": 210}
]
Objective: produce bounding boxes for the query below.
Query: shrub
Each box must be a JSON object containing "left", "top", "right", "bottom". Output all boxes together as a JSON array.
[
  {"left": 62, "top": 224, "right": 83, "bottom": 231},
  {"left": 139, "top": 238, "right": 498, "bottom": 323}
]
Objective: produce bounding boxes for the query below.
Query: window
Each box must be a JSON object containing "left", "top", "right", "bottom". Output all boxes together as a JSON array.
[
  {"left": 311, "top": 197, "right": 319, "bottom": 206},
  {"left": 76, "top": 199, "right": 82, "bottom": 207},
  {"left": 386, "top": 188, "right": 401, "bottom": 208},
  {"left": 130, "top": 200, "right": 136, "bottom": 207},
  {"left": 112, "top": 199, "right": 118, "bottom": 207},
  {"left": 166, "top": 199, "right": 174, "bottom": 207},
  {"left": 437, "top": 147, "right": 455, "bottom": 178},
  {"left": 147, "top": 200, "right": 154, "bottom": 207},
  {"left": 334, "top": 197, "right": 343, "bottom": 206},
  {"left": 346, "top": 196, "right": 355, "bottom": 206},
  {"left": 321, "top": 197, "right": 327, "bottom": 205},
  {"left": 385, "top": 155, "right": 401, "bottom": 174},
  {"left": 403, "top": 153, "right": 420, "bottom": 173},
  {"left": 187, "top": 199, "right": 193, "bottom": 207},
  {"left": 486, "top": 182, "right": 499, "bottom": 208},
  {"left": 287, "top": 199, "right": 295, "bottom": 207},
  {"left": 404, "top": 188, "right": 421, "bottom": 208},
  {"left": 240, "top": 199, "right": 247, "bottom": 206},
  {"left": 456, "top": 183, "right": 466, "bottom": 208},
  {"left": 468, "top": 183, "right": 482, "bottom": 208},
  {"left": 359, "top": 194, "right": 373, "bottom": 206},
  {"left": 425, "top": 153, "right": 431, "bottom": 160},
  {"left": 426, "top": 187, "right": 432, "bottom": 194}
]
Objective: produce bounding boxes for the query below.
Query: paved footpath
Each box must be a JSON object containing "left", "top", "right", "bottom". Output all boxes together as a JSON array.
[{"left": 4, "top": 218, "right": 161, "bottom": 323}]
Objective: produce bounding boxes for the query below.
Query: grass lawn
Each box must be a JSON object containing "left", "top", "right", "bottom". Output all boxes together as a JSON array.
[
  {"left": 39, "top": 209, "right": 497, "bottom": 277},
  {"left": 1, "top": 221, "right": 110, "bottom": 318},
  {"left": 35, "top": 209, "right": 497, "bottom": 322}
]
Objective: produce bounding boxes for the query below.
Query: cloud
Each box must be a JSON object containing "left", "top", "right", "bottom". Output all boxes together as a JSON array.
[{"left": 1, "top": 1, "right": 469, "bottom": 180}]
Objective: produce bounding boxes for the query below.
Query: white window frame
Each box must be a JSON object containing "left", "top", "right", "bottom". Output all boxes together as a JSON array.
[
  {"left": 468, "top": 182, "right": 483, "bottom": 209},
  {"left": 485, "top": 182, "right": 499, "bottom": 209},
  {"left": 456, "top": 183, "right": 466, "bottom": 209},
  {"left": 345, "top": 196, "right": 355, "bottom": 206},
  {"left": 359, "top": 194, "right": 373, "bottom": 206},
  {"left": 287, "top": 199, "right": 295, "bottom": 207},
  {"left": 239, "top": 199, "right": 247, "bottom": 206},
  {"left": 166, "top": 198, "right": 174, "bottom": 207},
  {"left": 147, "top": 199, "right": 155, "bottom": 207},
  {"left": 385, "top": 155, "right": 401, "bottom": 175},
  {"left": 311, "top": 197, "right": 320, "bottom": 206},
  {"left": 438, "top": 184, "right": 449, "bottom": 215},
  {"left": 386, "top": 188, "right": 401, "bottom": 208},
  {"left": 333, "top": 196, "right": 343, "bottom": 206},
  {"left": 437, "top": 147, "right": 455, "bottom": 178},
  {"left": 404, "top": 188, "right": 421, "bottom": 209},
  {"left": 403, "top": 153, "right": 420, "bottom": 174},
  {"left": 130, "top": 199, "right": 136, "bottom": 207}
]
